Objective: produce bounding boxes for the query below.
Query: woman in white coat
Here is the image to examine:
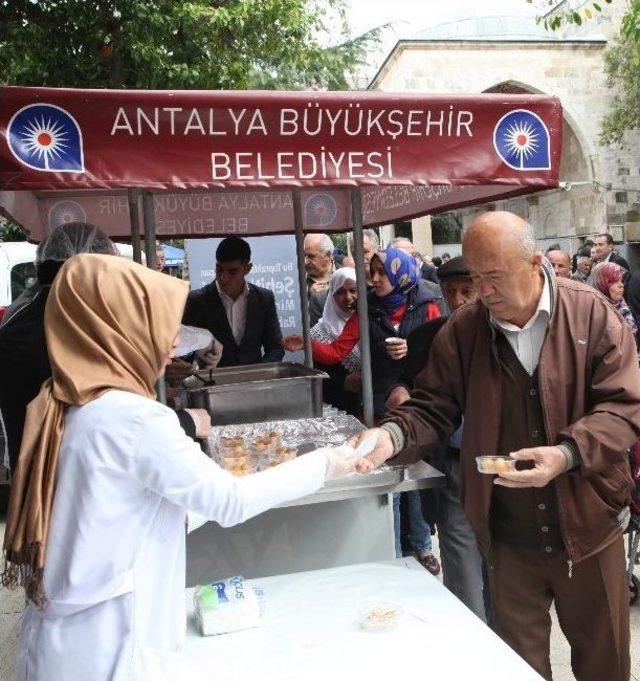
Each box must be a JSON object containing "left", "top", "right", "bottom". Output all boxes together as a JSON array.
[{"left": 2, "top": 254, "right": 359, "bottom": 681}]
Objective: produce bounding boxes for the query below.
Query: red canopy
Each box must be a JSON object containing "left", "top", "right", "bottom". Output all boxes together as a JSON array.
[{"left": 0, "top": 86, "right": 562, "bottom": 240}]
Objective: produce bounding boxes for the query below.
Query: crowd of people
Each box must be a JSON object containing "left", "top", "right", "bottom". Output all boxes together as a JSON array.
[{"left": 1, "top": 215, "right": 639, "bottom": 681}]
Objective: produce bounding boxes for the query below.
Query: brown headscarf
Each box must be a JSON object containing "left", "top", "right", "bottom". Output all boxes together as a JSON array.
[{"left": 2, "top": 254, "right": 188, "bottom": 606}]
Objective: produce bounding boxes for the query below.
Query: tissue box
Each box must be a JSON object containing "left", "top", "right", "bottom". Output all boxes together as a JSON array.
[{"left": 194, "top": 576, "right": 261, "bottom": 636}]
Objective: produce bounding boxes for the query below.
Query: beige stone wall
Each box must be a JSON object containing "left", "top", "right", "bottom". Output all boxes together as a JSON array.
[{"left": 370, "top": 38, "right": 640, "bottom": 249}]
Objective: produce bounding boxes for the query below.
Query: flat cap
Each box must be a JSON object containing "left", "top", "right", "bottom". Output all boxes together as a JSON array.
[{"left": 437, "top": 255, "right": 469, "bottom": 280}]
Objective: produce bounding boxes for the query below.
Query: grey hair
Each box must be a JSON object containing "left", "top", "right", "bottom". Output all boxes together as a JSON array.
[
  {"left": 388, "top": 236, "right": 413, "bottom": 248},
  {"left": 348, "top": 228, "right": 379, "bottom": 250},
  {"left": 305, "top": 233, "right": 334, "bottom": 256},
  {"left": 319, "top": 233, "right": 334, "bottom": 255}
]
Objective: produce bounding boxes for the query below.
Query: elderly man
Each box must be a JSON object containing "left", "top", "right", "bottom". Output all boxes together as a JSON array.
[
  {"left": 545, "top": 249, "right": 571, "bottom": 278},
  {"left": 303, "top": 233, "right": 334, "bottom": 295},
  {"left": 155, "top": 245, "right": 167, "bottom": 272},
  {"left": 353, "top": 212, "right": 639, "bottom": 681},
  {"left": 572, "top": 246, "right": 592, "bottom": 283},
  {"left": 348, "top": 228, "right": 379, "bottom": 280}
]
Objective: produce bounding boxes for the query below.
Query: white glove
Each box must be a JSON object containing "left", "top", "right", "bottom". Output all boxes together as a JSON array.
[
  {"left": 196, "top": 339, "right": 224, "bottom": 369},
  {"left": 321, "top": 445, "right": 361, "bottom": 480}
]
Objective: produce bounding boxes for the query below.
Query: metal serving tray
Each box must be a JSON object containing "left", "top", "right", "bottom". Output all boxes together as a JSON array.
[{"left": 186, "top": 362, "right": 328, "bottom": 426}]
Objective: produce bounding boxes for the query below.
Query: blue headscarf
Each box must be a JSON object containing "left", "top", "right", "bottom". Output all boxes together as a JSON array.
[{"left": 373, "top": 248, "right": 421, "bottom": 313}]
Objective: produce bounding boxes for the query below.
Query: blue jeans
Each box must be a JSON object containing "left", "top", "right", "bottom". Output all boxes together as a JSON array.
[{"left": 393, "top": 490, "right": 432, "bottom": 558}]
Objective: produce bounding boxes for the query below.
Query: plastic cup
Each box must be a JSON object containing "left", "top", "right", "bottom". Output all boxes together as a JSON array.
[
  {"left": 475, "top": 455, "right": 517, "bottom": 474},
  {"left": 359, "top": 604, "right": 402, "bottom": 632}
]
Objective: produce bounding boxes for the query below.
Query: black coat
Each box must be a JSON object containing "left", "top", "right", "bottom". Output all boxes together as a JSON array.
[
  {"left": 183, "top": 282, "right": 284, "bottom": 367},
  {"left": 0, "top": 287, "right": 51, "bottom": 473},
  {"left": 309, "top": 288, "right": 329, "bottom": 328},
  {"left": 397, "top": 316, "right": 449, "bottom": 390},
  {"left": 368, "top": 281, "right": 442, "bottom": 417},
  {"left": 0, "top": 286, "right": 200, "bottom": 476},
  {"left": 610, "top": 251, "right": 631, "bottom": 273}
]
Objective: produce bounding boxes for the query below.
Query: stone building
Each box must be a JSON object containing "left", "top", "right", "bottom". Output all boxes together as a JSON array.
[{"left": 369, "top": 4, "right": 640, "bottom": 267}]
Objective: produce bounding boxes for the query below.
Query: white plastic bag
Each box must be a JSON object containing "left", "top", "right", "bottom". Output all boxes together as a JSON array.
[{"left": 194, "top": 576, "right": 261, "bottom": 636}]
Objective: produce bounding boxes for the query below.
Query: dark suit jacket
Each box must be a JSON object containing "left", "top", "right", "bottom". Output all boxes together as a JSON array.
[
  {"left": 309, "top": 289, "right": 329, "bottom": 327},
  {"left": 396, "top": 316, "right": 449, "bottom": 390},
  {"left": 183, "top": 282, "right": 284, "bottom": 367},
  {"left": 610, "top": 251, "right": 631, "bottom": 276}
]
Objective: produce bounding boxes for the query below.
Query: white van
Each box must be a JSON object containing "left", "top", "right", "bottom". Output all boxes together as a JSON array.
[
  {"left": 0, "top": 241, "right": 38, "bottom": 312},
  {"left": 0, "top": 241, "right": 147, "bottom": 322}
]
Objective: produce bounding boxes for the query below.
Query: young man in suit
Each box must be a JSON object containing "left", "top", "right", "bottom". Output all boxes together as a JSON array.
[{"left": 182, "top": 237, "right": 284, "bottom": 367}]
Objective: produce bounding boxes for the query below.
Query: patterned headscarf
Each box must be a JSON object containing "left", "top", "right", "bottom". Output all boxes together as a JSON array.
[
  {"left": 592, "top": 261, "right": 637, "bottom": 337},
  {"left": 592, "top": 261, "right": 624, "bottom": 299},
  {"left": 372, "top": 248, "right": 421, "bottom": 312}
]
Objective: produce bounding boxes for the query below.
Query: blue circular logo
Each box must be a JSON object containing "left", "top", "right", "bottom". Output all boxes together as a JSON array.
[
  {"left": 493, "top": 109, "right": 551, "bottom": 171},
  {"left": 8, "top": 103, "right": 85, "bottom": 173}
]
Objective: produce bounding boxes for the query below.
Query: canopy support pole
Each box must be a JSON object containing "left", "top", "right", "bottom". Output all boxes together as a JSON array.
[
  {"left": 128, "top": 189, "right": 143, "bottom": 264},
  {"left": 142, "top": 191, "right": 157, "bottom": 270},
  {"left": 293, "top": 189, "right": 312, "bottom": 367},
  {"left": 142, "top": 190, "right": 167, "bottom": 405},
  {"left": 351, "top": 187, "right": 374, "bottom": 427}
]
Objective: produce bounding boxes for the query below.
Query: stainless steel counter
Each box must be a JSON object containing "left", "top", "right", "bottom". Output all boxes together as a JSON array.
[
  {"left": 280, "top": 460, "right": 444, "bottom": 507},
  {"left": 186, "top": 412, "right": 445, "bottom": 585},
  {"left": 186, "top": 459, "right": 444, "bottom": 586}
]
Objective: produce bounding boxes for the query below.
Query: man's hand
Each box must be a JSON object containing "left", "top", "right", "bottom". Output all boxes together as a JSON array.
[
  {"left": 493, "top": 446, "right": 567, "bottom": 488},
  {"left": 165, "top": 358, "right": 194, "bottom": 385},
  {"left": 347, "top": 428, "right": 395, "bottom": 474},
  {"left": 385, "top": 338, "right": 408, "bottom": 360},
  {"left": 283, "top": 334, "right": 304, "bottom": 352},
  {"left": 343, "top": 372, "right": 362, "bottom": 394},
  {"left": 386, "top": 385, "right": 411, "bottom": 409},
  {"left": 310, "top": 280, "right": 329, "bottom": 294}
]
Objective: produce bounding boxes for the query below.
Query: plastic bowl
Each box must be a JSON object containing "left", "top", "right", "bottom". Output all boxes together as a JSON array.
[
  {"left": 476, "top": 455, "right": 517, "bottom": 474},
  {"left": 226, "top": 461, "right": 258, "bottom": 477},
  {"left": 359, "top": 604, "right": 401, "bottom": 632},
  {"left": 262, "top": 446, "right": 298, "bottom": 469}
]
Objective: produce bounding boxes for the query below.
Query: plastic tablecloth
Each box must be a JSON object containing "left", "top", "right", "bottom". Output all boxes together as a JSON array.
[{"left": 182, "top": 558, "right": 543, "bottom": 681}]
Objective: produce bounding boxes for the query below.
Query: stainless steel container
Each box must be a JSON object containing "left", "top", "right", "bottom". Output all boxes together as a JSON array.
[{"left": 186, "top": 362, "right": 328, "bottom": 425}]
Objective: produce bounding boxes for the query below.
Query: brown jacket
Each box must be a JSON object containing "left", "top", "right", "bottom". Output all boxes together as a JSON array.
[{"left": 386, "top": 272, "right": 640, "bottom": 564}]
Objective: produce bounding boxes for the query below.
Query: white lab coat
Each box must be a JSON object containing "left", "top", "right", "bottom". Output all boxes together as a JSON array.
[{"left": 16, "top": 390, "right": 326, "bottom": 681}]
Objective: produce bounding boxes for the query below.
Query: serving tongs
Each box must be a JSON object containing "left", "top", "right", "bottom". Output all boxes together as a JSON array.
[{"left": 190, "top": 368, "right": 217, "bottom": 387}]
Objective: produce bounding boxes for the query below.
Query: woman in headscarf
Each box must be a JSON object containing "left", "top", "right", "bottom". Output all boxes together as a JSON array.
[
  {"left": 290, "top": 248, "right": 441, "bottom": 417},
  {"left": 592, "top": 261, "right": 638, "bottom": 338},
  {"left": 309, "top": 267, "right": 361, "bottom": 415},
  {"left": 2, "top": 254, "right": 360, "bottom": 681}
]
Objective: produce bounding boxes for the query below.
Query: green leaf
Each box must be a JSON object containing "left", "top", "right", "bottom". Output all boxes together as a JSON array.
[
  {"left": 572, "top": 10, "right": 583, "bottom": 25},
  {"left": 0, "top": 0, "right": 380, "bottom": 91},
  {"left": 593, "top": 2, "right": 602, "bottom": 10}
]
